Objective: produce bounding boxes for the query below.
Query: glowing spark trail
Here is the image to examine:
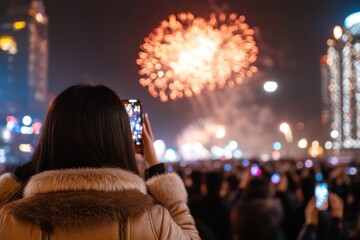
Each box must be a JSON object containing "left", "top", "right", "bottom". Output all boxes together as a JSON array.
[{"left": 137, "top": 12, "right": 258, "bottom": 101}]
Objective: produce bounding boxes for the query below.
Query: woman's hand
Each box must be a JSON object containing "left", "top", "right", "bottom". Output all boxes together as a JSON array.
[{"left": 140, "top": 113, "right": 160, "bottom": 167}]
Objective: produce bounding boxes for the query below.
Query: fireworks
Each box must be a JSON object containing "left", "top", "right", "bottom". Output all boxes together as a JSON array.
[{"left": 136, "top": 12, "right": 258, "bottom": 102}]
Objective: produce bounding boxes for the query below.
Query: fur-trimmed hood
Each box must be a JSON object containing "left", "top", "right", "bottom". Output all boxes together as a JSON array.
[
  {"left": 24, "top": 168, "right": 147, "bottom": 197},
  {"left": 0, "top": 168, "right": 200, "bottom": 240},
  {"left": 7, "top": 168, "right": 154, "bottom": 234},
  {"left": 0, "top": 173, "right": 21, "bottom": 202}
]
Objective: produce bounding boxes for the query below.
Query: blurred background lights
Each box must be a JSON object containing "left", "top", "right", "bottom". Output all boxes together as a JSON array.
[
  {"left": 296, "top": 161, "right": 304, "bottom": 169},
  {"left": 22, "top": 115, "right": 32, "bottom": 126},
  {"left": 20, "top": 126, "right": 33, "bottom": 135},
  {"left": 153, "top": 139, "right": 166, "bottom": 160},
  {"left": 279, "top": 122, "right": 290, "bottom": 133},
  {"left": 224, "top": 149, "right": 233, "bottom": 159},
  {"left": 263, "top": 81, "right": 278, "bottom": 92},
  {"left": 35, "top": 13, "right": 44, "bottom": 23},
  {"left": 1, "top": 129, "right": 11, "bottom": 143},
  {"left": 271, "top": 173, "right": 281, "bottom": 184},
  {"left": 12, "top": 21, "right": 26, "bottom": 30},
  {"left": 271, "top": 150, "right": 281, "bottom": 160},
  {"left": 298, "top": 138, "right": 308, "bottom": 149},
  {"left": 329, "top": 156, "right": 339, "bottom": 165},
  {"left": 348, "top": 167, "right": 357, "bottom": 175},
  {"left": 211, "top": 145, "right": 224, "bottom": 159},
  {"left": 0, "top": 157, "right": 6, "bottom": 163},
  {"left": 308, "top": 140, "right": 323, "bottom": 158},
  {"left": 0, "top": 35, "right": 17, "bottom": 54},
  {"left": 250, "top": 164, "right": 262, "bottom": 175},
  {"left": 167, "top": 165, "right": 174, "bottom": 172},
  {"left": 184, "top": 167, "right": 193, "bottom": 175},
  {"left": 163, "top": 148, "right": 179, "bottom": 162},
  {"left": 279, "top": 122, "right": 293, "bottom": 143},
  {"left": 233, "top": 149, "right": 243, "bottom": 159},
  {"left": 316, "top": 172, "right": 323, "bottom": 181},
  {"left": 242, "top": 159, "right": 250, "bottom": 167},
  {"left": 259, "top": 154, "right": 270, "bottom": 162},
  {"left": 227, "top": 140, "right": 238, "bottom": 150},
  {"left": 312, "top": 141, "right": 319, "bottom": 147},
  {"left": 330, "top": 130, "right": 339, "bottom": 139},
  {"left": 19, "top": 144, "right": 32, "bottom": 153},
  {"left": 31, "top": 122, "right": 42, "bottom": 134},
  {"left": 178, "top": 142, "right": 210, "bottom": 161},
  {"left": 342, "top": 34, "right": 348, "bottom": 42},
  {"left": 304, "top": 159, "right": 313, "bottom": 168},
  {"left": 215, "top": 127, "right": 226, "bottom": 139},
  {"left": 179, "top": 161, "right": 187, "bottom": 167},
  {"left": 344, "top": 12, "right": 360, "bottom": 29},
  {"left": 333, "top": 26, "right": 343, "bottom": 40},
  {"left": 224, "top": 163, "right": 232, "bottom": 172},
  {"left": 272, "top": 141, "right": 281, "bottom": 150},
  {"left": 324, "top": 141, "right": 333, "bottom": 150}
]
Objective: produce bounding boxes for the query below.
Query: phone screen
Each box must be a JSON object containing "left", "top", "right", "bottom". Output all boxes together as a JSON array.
[
  {"left": 122, "top": 99, "right": 142, "bottom": 146},
  {"left": 315, "top": 182, "right": 328, "bottom": 211}
]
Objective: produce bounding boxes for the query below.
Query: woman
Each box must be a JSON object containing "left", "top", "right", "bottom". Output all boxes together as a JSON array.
[{"left": 0, "top": 84, "right": 200, "bottom": 240}]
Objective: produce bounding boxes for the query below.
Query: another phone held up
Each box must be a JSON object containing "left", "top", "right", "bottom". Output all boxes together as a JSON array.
[
  {"left": 122, "top": 99, "right": 143, "bottom": 147},
  {"left": 315, "top": 182, "right": 329, "bottom": 211}
]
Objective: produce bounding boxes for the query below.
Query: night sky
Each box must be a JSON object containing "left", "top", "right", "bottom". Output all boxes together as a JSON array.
[{"left": 42, "top": 0, "right": 360, "bottom": 157}]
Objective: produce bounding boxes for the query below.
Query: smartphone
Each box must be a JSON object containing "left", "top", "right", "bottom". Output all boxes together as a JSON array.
[
  {"left": 315, "top": 182, "right": 329, "bottom": 211},
  {"left": 271, "top": 173, "right": 281, "bottom": 184},
  {"left": 122, "top": 99, "right": 143, "bottom": 146}
]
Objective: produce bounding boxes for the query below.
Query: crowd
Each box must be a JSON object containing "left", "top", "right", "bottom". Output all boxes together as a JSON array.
[
  {"left": 170, "top": 158, "right": 360, "bottom": 240},
  {"left": 0, "top": 84, "right": 359, "bottom": 240}
]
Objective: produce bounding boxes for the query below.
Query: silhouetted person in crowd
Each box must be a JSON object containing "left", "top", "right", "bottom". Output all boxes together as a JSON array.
[
  {"left": 223, "top": 174, "right": 241, "bottom": 210},
  {"left": 232, "top": 177, "right": 284, "bottom": 240},
  {"left": 190, "top": 171, "right": 231, "bottom": 240},
  {"left": 187, "top": 170, "right": 203, "bottom": 204}
]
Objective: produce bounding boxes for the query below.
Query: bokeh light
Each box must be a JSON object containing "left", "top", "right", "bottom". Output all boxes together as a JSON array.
[
  {"left": 137, "top": 12, "right": 258, "bottom": 101},
  {"left": 298, "top": 138, "right": 308, "bottom": 149},
  {"left": 263, "top": 81, "right": 278, "bottom": 92}
]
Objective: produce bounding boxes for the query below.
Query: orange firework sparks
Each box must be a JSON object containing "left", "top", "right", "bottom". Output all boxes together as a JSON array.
[{"left": 136, "top": 12, "right": 258, "bottom": 102}]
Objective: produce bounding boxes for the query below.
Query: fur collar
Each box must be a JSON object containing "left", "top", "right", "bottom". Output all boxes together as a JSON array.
[
  {"left": 24, "top": 168, "right": 147, "bottom": 197},
  {"left": 0, "top": 173, "right": 21, "bottom": 202},
  {"left": 7, "top": 168, "right": 153, "bottom": 234}
]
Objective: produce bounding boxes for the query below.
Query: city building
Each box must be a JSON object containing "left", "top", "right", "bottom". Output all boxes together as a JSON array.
[
  {"left": 0, "top": 0, "right": 48, "bottom": 169},
  {"left": 322, "top": 12, "right": 360, "bottom": 159},
  {"left": 0, "top": 0, "right": 48, "bottom": 117}
]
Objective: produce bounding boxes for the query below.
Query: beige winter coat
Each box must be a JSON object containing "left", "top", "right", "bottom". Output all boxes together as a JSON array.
[{"left": 0, "top": 168, "right": 200, "bottom": 240}]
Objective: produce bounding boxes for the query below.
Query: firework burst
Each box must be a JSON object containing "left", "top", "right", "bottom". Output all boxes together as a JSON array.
[{"left": 137, "top": 12, "right": 258, "bottom": 102}]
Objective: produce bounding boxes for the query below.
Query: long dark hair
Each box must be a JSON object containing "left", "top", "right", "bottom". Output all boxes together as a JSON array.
[{"left": 31, "top": 84, "right": 139, "bottom": 174}]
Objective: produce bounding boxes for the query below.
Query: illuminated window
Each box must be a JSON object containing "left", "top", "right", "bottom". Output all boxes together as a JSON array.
[{"left": 12, "top": 21, "right": 26, "bottom": 30}]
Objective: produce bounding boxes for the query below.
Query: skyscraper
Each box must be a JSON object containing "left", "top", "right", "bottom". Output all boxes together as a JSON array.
[
  {"left": 323, "top": 12, "right": 360, "bottom": 155},
  {"left": 0, "top": 0, "right": 48, "bottom": 118}
]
